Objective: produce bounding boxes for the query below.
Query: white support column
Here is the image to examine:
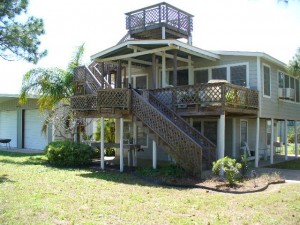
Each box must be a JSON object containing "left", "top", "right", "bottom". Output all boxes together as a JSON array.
[
  {"left": 255, "top": 117, "right": 260, "bottom": 167},
  {"left": 100, "top": 117, "right": 105, "bottom": 170},
  {"left": 120, "top": 118, "right": 124, "bottom": 172},
  {"left": 188, "top": 55, "right": 194, "bottom": 85},
  {"left": 162, "top": 52, "right": 167, "bottom": 88},
  {"left": 295, "top": 121, "right": 299, "bottom": 158},
  {"left": 284, "top": 119, "right": 288, "bottom": 160},
  {"left": 133, "top": 122, "right": 137, "bottom": 167},
  {"left": 232, "top": 118, "right": 237, "bottom": 158},
  {"left": 152, "top": 140, "right": 157, "bottom": 169},
  {"left": 270, "top": 118, "right": 274, "bottom": 164},
  {"left": 162, "top": 26, "right": 166, "bottom": 39},
  {"left": 128, "top": 60, "right": 132, "bottom": 88},
  {"left": 217, "top": 114, "right": 225, "bottom": 159}
]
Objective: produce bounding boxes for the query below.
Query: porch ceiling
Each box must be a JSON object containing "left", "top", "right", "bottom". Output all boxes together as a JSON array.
[{"left": 91, "top": 39, "right": 220, "bottom": 65}]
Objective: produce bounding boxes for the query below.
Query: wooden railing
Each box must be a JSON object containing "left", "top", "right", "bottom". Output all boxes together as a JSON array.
[
  {"left": 71, "top": 94, "right": 97, "bottom": 111},
  {"left": 97, "top": 89, "right": 131, "bottom": 111},
  {"left": 151, "top": 83, "right": 259, "bottom": 111},
  {"left": 125, "top": 2, "right": 193, "bottom": 35},
  {"left": 132, "top": 89, "right": 203, "bottom": 176}
]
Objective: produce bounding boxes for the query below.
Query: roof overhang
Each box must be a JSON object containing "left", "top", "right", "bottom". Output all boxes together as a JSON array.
[
  {"left": 0, "top": 94, "right": 38, "bottom": 104},
  {"left": 212, "top": 51, "right": 287, "bottom": 68},
  {"left": 91, "top": 39, "right": 220, "bottom": 65}
]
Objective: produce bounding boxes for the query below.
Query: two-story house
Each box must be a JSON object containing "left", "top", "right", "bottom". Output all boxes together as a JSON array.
[{"left": 71, "top": 2, "right": 299, "bottom": 176}]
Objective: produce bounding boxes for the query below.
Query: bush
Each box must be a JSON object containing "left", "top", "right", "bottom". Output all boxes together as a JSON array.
[
  {"left": 212, "top": 156, "right": 242, "bottom": 186},
  {"left": 44, "top": 141, "right": 96, "bottom": 167}
]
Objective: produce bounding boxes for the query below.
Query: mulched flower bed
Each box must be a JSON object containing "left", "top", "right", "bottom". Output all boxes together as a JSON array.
[{"left": 153, "top": 175, "right": 285, "bottom": 193}]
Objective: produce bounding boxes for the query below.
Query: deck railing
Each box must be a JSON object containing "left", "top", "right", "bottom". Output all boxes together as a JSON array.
[
  {"left": 125, "top": 2, "right": 193, "bottom": 35},
  {"left": 151, "top": 83, "right": 259, "bottom": 111},
  {"left": 70, "top": 83, "right": 259, "bottom": 113}
]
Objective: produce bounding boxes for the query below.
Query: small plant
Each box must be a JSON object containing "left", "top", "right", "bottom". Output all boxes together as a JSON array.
[{"left": 212, "top": 156, "right": 242, "bottom": 186}]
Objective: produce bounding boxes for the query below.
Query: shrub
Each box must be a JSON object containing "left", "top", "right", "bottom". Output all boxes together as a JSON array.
[
  {"left": 44, "top": 140, "right": 96, "bottom": 167},
  {"left": 212, "top": 156, "right": 242, "bottom": 186},
  {"left": 105, "top": 148, "right": 115, "bottom": 156}
]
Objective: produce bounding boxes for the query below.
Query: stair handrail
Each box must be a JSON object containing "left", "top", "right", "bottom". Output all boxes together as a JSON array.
[
  {"left": 131, "top": 89, "right": 203, "bottom": 176},
  {"left": 146, "top": 90, "right": 216, "bottom": 163},
  {"left": 84, "top": 65, "right": 102, "bottom": 89},
  {"left": 91, "top": 64, "right": 112, "bottom": 89}
]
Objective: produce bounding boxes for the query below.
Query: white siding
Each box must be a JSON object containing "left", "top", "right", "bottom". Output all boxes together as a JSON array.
[
  {"left": 0, "top": 111, "right": 17, "bottom": 148},
  {"left": 24, "top": 109, "right": 47, "bottom": 150}
]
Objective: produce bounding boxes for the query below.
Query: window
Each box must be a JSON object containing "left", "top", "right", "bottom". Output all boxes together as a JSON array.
[
  {"left": 266, "top": 120, "right": 271, "bottom": 145},
  {"left": 278, "top": 72, "right": 284, "bottom": 88},
  {"left": 263, "top": 65, "right": 271, "bottom": 96},
  {"left": 212, "top": 67, "right": 226, "bottom": 80},
  {"left": 168, "top": 69, "right": 188, "bottom": 86},
  {"left": 231, "top": 65, "right": 247, "bottom": 87},
  {"left": 284, "top": 74, "right": 290, "bottom": 88},
  {"left": 240, "top": 120, "right": 248, "bottom": 146},
  {"left": 124, "top": 122, "right": 148, "bottom": 147},
  {"left": 137, "top": 126, "right": 148, "bottom": 147},
  {"left": 123, "top": 75, "right": 147, "bottom": 89},
  {"left": 194, "top": 69, "right": 208, "bottom": 84}
]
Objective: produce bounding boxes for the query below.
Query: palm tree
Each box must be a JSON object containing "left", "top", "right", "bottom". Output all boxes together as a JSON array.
[{"left": 19, "top": 44, "right": 86, "bottom": 140}]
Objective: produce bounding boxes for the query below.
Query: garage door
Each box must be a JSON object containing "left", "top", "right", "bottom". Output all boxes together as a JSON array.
[
  {"left": 0, "top": 111, "right": 17, "bottom": 148},
  {"left": 24, "top": 110, "right": 47, "bottom": 150}
]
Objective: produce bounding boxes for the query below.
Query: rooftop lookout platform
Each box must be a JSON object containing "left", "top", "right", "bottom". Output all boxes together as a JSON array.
[{"left": 125, "top": 2, "right": 193, "bottom": 41}]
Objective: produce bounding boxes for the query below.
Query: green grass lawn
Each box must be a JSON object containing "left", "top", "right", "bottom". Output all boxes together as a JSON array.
[{"left": 1, "top": 151, "right": 300, "bottom": 225}]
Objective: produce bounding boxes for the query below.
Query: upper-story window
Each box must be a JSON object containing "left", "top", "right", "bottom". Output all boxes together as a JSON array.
[
  {"left": 167, "top": 69, "right": 188, "bottom": 86},
  {"left": 194, "top": 69, "right": 208, "bottom": 84},
  {"left": 263, "top": 65, "right": 271, "bottom": 97},
  {"left": 194, "top": 63, "right": 248, "bottom": 87},
  {"left": 278, "top": 71, "right": 300, "bottom": 102},
  {"left": 123, "top": 74, "right": 147, "bottom": 89},
  {"left": 212, "top": 67, "right": 227, "bottom": 80},
  {"left": 230, "top": 65, "right": 247, "bottom": 87}
]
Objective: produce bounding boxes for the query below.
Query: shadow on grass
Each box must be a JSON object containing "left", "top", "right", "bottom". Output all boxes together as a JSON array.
[
  {"left": 265, "top": 158, "right": 300, "bottom": 170},
  {"left": 0, "top": 150, "right": 44, "bottom": 158},
  {"left": 78, "top": 169, "right": 186, "bottom": 190},
  {"left": 0, "top": 156, "right": 47, "bottom": 166},
  {"left": 0, "top": 174, "right": 14, "bottom": 183}
]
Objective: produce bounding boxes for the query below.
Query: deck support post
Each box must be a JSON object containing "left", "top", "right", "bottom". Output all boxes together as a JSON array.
[
  {"left": 173, "top": 50, "right": 177, "bottom": 87},
  {"left": 152, "top": 54, "right": 157, "bottom": 88},
  {"left": 188, "top": 55, "right": 193, "bottom": 85},
  {"left": 270, "top": 118, "right": 274, "bottom": 164},
  {"left": 152, "top": 140, "right": 157, "bottom": 169},
  {"left": 295, "top": 120, "right": 298, "bottom": 158},
  {"left": 100, "top": 117, "right": 105, "bottom": 170},
  {"left": 128, "top": 60, "right": 132, "bottom": 88},
  {"left": 120, "top": 118, "right": 124, "bottom": 172},
  {"left": 284, "top": 119, "right": 288, "bottom": 160},
  {"left": 133, "top": 121, "right": 137, "bottom": 167},
  {"left": 255, "top": 117, "right": 260, "bottom": 168},
  {"left": 162, "top": 26, "right": 166, "bottom": 39},
  {"left": 217, "top": 114, "right": 225, "bottom": 176},
  {"left": 162, "top": 52, "right": 167, "bottom": 87},
  {"left": 232, "top": 118, "right": 237, "bottom": 158}
]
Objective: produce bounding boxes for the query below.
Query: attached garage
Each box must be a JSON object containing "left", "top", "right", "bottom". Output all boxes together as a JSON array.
[
  {"left": 0, "top": 110, "right": 18, "bottom": 148},
  {"left": 24, "top": 109, "right": 48, "bottom": 150}
]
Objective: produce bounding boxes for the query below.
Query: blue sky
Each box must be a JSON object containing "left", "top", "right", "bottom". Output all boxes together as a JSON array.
[{"left": 1, "top": 0, "right": 300, "bottom": 94}]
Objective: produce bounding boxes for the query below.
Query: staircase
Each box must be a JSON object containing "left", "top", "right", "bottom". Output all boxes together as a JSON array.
[{"left": 131, "top": 90, "right": 216, "bottom": 176}]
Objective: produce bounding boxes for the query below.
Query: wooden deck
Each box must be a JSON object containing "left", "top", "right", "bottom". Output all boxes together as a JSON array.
[{"left": 71, "top": 83, "right": 259, "bottom": 118}]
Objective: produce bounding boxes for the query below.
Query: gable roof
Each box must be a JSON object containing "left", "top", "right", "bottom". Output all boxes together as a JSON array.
[
  {"left": 91, "top": 39, "right": 220, "bottom": 63},
  {"left": 212, "top": 50, "right": 287, "bottom": 68}
]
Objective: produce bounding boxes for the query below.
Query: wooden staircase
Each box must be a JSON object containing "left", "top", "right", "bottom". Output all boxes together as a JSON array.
[
  {"left": 131, "top": 89, "right": 216, "bottom": 176},
  {"left": 72, "top": 63, "right": 216, "bottom": 176}
]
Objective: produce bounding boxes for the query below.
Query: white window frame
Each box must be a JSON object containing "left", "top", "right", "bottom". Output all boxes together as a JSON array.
[{"left": 263, "top": 63, "right": 271, "bottom": 98}]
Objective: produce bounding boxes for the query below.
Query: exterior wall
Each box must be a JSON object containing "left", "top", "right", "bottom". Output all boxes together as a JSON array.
[{"left": 259, "top": 58, "right": 300, "bottom": 120}]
